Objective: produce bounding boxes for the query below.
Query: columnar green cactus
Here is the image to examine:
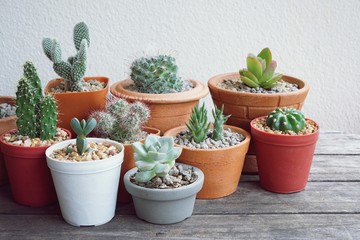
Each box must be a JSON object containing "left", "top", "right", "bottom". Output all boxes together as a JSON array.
[
  {"left": 239, "top": 48, "right": 283, "bottom": 90},
  {"left": 212, "top": 105, "right": 230, "bottom": 141},
  {"left": 132, "top": 135, "right": 182, "bottom": 183},
  {"left": 16, "top": 61, "right": 58, "bottom": 140},
  {"left": 266, "top": 108, "right": 306, "bottom": 133},
  {"left": 130, "top": 55, "right": 184, "bottom": 94},
  {"left": 89, "top": 98, "right": 150, "bottom": 143},
  {"left": 185, "top": 103, "right": 211, "bottom": 143},
  {"left": 42, "top": 22, "right": 89, "bottom": 92},
  {"left": 70, "top": 118, "right": 97, "bottom": 155}
]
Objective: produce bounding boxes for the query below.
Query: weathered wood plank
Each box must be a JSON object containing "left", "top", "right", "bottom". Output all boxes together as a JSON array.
[
  {"left": 315, "top": 132, "right": 360, "bottom": 154},
  {"left": 0, "top": 214, "right": 359, "bottom": 240}
]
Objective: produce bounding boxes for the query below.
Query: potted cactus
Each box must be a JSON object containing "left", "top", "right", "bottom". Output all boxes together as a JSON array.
[
  {"left": 42, "top": 22, "right": 108, "bottom": 135},
  {"left": 208, "top": 47, "right": 310, "bottom": 173},
  {"left": 89, "top": 97, "right": 160, "bottom": 203},
  {"left": 250, "top": 108, "right": 320, "bottom": 193},
  {"left": 110, "top": 55, "right": 209, "bottom": 134},
  {"left": 124, "top": 135, "right": 204, "bottom": 224},
  {"left": 46, "top": 118, "right": 124, "bottom": 227},
  {"left": 164, "top": 104, "right": 251, "bottom": 199},
  {"left": 0, "top": 96, "right": 16, "bottom": 185},
  {"left": 0, "top": 61, "right": 71, "bottom": 207}
]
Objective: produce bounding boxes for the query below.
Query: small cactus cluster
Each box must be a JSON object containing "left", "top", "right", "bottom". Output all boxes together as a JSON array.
[
  {"left": 239, "top": 48, "right": 283, "bottom": 90},
  {"left": 130, "top": 55, "right": 184, "bottom": 94},
  {"left": 89, "top": 97, "right": 150, "bottom": 143},
  {"left": 186, "top": 103, "right": 231, "bottom": 143},
  {"left": 42, "top": 22, "right": 89, "bottom": 92},
  {"left": 132, "top": 135, "right": 182, "bottom": 183},
  {"left": 266, "top": 108, "right": 306, "bottom": 133},
  {"left": 69, "top": 118, "right": 97, "bottom": 155},
  {"left": 16, "top": 61, "right": 57, "bottom": 140}
]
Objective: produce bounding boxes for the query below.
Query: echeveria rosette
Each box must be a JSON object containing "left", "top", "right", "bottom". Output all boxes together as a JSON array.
[
  {"left": 132, "top": 135, "right": 182, "bottom": 183},
  {"left": 239, "top": 48, "right": 283, "bottom": 90},
  {"left": 266, "top": 108, "right": 306, "bottom": 133}
]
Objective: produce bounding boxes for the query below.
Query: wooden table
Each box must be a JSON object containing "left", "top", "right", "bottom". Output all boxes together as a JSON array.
[{"left": 1, "top": 131, "right": 359, "bottom": 239}]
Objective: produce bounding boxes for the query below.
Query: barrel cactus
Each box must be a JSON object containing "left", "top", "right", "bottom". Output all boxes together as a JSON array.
[
  {"left": 266, "top": 108, "right": 306, "bottom": 133},
  {"left": 42, "top": 22, "right": 89, "bottom": 92},
  {"left": 239, "top": 48, "right": 283, "bottom": 90},
  {"left": 70, "top": 118, "right": 97, "bottom": 155},
  {"left": 130, "top": 55, "right": 184, "bottom": 94},
  {"left": 132, "top": 135, "right": 182, "bottom": 183},
  {"left": 16, "top": 61, "right": 58, "bottom": 140}
]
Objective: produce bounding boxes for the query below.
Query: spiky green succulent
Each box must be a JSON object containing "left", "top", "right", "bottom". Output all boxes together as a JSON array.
[
  {"left": 239, "top": 48, "right": 283, "bottom": 90},
  {"left": 266, "top": 108, "right": 306, "bottom": 133},
  {"left": 70, "top": 118, "right": 97, "bottom": 155},
  {"left": 130, "top": 55, "right": 184, "bottom": 94},
  {"left": 186, "top": 103, "right": 211, "bottom": 143},
  {"left": 132, "top": 135, "right": 182, "bottom": 183},
  {"left": 16, "top": 61, "right": 57, "bottom": 140},
  {"left": 212, "top": 105, "right": 230, "bottom": 141},
  {"left": 42, "top": 22, "right": 89, "bottom": 92}
]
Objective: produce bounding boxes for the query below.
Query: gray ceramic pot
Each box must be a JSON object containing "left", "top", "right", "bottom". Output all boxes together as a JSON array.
[{"left": 124, "top": 164, "right": 204, "bottom": 224}]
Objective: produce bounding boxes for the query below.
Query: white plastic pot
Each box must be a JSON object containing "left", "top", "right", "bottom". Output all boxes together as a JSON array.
[
  {"left": 46, "top": 138, "right": 124, "bottom": 227},
  {"left": 124, "top": 164, "right": 204, "bottom": 224}
]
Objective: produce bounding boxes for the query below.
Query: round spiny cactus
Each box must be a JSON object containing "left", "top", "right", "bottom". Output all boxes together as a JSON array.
[{"left": 266, "top": 108, "right": 306, "bottom": 133}]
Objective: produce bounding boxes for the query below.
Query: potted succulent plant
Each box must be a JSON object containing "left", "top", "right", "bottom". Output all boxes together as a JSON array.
[
  {"left": 42, "top": 22, "right": 108, "bottom": 135},
  {"left": 124, "top": 135, "right": 204, "bottom": 224},
  {"left": 0, "top": 61, "right": 70, "bottom": 207},
  {"left": 0, "top": 96, "right": 16, "bottom": 185},
  {"left": 250, "top": 107, "right": 320, "bottom": 193},
  {"left": 110, "top": 55, "right": 209, "bottom": 134},
  {"left": 46, "top": 118, "right": 124, "bottom": 227},
  {"left": 89, "top": 97, "right": 160, "bottom": 203},
  {"left": 164, "top": 104, "right": 251, "bottom": 199},
  {"left": 208, "top": 47, "right": 310, "bottom": 173}
]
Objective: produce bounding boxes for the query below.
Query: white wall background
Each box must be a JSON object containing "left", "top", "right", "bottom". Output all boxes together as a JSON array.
[{"left": 1, "top": 0, "right": 359, "bottom": 133}]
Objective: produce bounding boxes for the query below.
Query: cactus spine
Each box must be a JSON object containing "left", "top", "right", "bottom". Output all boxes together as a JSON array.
[
  {"left": 70, "top": 118, "right": 97, "bottom": 155},
  {"left": 16, "top": 61, "right": 58, "bottom": 140},
  {"left": 130, "top": 55, "right": 184, "bottom": 94},
  {"left": 212, "top": 105, "right": 230, "bottom": 141},
  {"left": 266, "top": 108, "right": 306, "bottom": 133},
  {"left": 42, "top": 22, "right": 89, "bottom": 92}
]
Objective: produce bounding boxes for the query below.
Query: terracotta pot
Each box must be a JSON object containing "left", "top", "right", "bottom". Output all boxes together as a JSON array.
[
  {"left": 0, "top": 129, "right": 71, "bottom": 207},
  {"left": 250, "top": 117, "right": 320, "bottom": 193},
  {"left": 110, "top": 79, "right": 209, "bottom": 134},
  {"left": 118, "top": 127, "right": 161, "bottom": 203},
  {"left": 44, "top": 77, "right": 109, "bottom": 136},
  {"left": 164, "top": 125, "right": 250, "bottom": 199},
  {"left": 208, "top": 73, "right": 310, "bottom": 173},
  {"left": 0, "top": 96, "right": 17, "bottom": 186}
]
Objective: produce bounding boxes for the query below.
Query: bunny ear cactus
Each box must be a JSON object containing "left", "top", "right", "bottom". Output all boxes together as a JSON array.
[
  {"left": 239, "top": 48, "right": 283, "bottom": 90},
  {"left": 266, "top": 108, "right": 306, "bottom": 133},
  {"left": 70, "top": 118, "right": 97, "bottom": 155},
  {"left": 132, "top": 135, "right": 182, "bottom": 183},
  {"left": 212, "top": 105, "right": 231, "bottom": 141},
  {"left": 16, "top": 61, "right": 58, "bottom": 140},
  {"left": 42, "top": 22, "right": 89, "bottom": 92},
  {"left": 185, "top": 103, "right": 211, "bottom": 143},
  {"left": 130, "top": 55, "right": 184, "bottom": 94}
]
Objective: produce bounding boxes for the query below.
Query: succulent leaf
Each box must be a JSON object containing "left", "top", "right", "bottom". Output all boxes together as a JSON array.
[
  {"left": 246, "top": 55, "right": 263, "bottom": 80},
  {"left": 259, "top": 61, "right": 277, "bottom": 84},
  {"left": 212, "top": 104, "right": 230, "bottom": 141},
  {"left": 257, "top": 47, "right": 272, "bottom": 66},
  {"left": 240, "top": 76, "right": 259, "bottom": 88}
]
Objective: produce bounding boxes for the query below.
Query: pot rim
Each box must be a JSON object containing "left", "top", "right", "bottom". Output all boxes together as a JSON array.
[
  {"left": 208, "top": 72, "right": 310, "bottom": 97},
  {"left": 163, "top": 124, "right": 251, "bottom": 152},
  {"left": 110, "top": 79, "right": 209, "bottom": 103}
]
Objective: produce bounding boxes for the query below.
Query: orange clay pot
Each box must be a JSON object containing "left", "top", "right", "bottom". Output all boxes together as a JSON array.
[
  {"left": 208, "top": 73, "right": 310, "bottom": 174},
  {"left": 164, "top": 125, "right": 251, "bottom": 199},
  {"left": 110, "top": 79, "right": 209, "bottom": 134},
  {"left": 0, "top": 96, "right": 17, "bottom": 185},
  {"left": 44, "top": 77, "right": 109, "bottom": 136},
  {"left": 118, "top": 127, "right": 161, "bottom": 203}
]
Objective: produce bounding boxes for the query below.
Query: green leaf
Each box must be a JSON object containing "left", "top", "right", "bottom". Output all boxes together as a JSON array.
[
  {"left": 132, "top": 142, "right": 148, "bottom": 158},
  {"left": 70, "top": 118, "right": 83, "bottom": 136},
  {"left": 257, "top": 47, "right": 272, "bottom": 66},
  {"left": 259, "top": 61, "right": 277, "bottom": 84},
  {"left": 246, "top": 55, "right": 263, "bottom": 80},
  {"left": 136, "top": 161, "right": 156, "bottom": 171},
  {"left": 148, "top": 151, "right": 167, "bottom": 161},
  {"left": 261, "top": 73, "right": 283, "bottom": 89},
  {"left": 154, "top": 163, "right": 171, "bottom": 177},
  {"left": 144, "top": 134, "right": 159, "bottom": 149},
  {"left": 240, "top": 70, "right": 259, "bottom": 84},
  {"left": 240, "top": 76, "right": 259, "bottom": 88},
  {"left": 135, "top": 170, "right": 156, "bottom": 183},
  {"left": 83, "top": 118, "right": 97, "bottom": 136}
]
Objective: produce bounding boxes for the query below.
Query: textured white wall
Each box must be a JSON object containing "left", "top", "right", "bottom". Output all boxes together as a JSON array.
[{"left": 1, "top": 0, "right": 359, "bottom": 133}]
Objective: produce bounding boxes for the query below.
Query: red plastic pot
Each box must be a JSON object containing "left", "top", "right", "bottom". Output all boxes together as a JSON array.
[
  {"left": 250, "top": 117, "right": 319, "bottom": 193},
  {"left": 0, "top": 129, "right": 71, "bottom": 207}
]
